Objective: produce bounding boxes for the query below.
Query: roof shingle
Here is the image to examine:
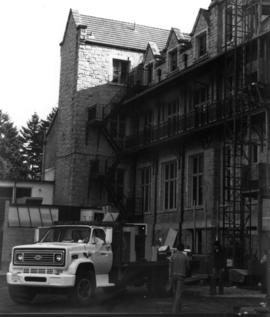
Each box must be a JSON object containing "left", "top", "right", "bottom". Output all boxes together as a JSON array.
[{"left": 74, "top": 11, "right": 170, "bottom": 51}]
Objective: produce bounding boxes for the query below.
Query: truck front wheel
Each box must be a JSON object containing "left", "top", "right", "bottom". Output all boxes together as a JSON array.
[
  {"left": 8, "top": 285, "right": 36, "bottom": 305},
  {"left": 69, "top": 272, "right": 95, "bottom": 306}
]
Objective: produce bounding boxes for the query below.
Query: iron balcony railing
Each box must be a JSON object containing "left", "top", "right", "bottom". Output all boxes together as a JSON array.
[{"left": 125, "top": 93, "right": 264, "bottom": 150}]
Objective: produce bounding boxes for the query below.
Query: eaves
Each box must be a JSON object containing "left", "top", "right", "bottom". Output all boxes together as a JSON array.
[
  {"left": 123, "top": 30, "right": 270, "bottom": 105},
  {"left": 81, "top": 39, "right": 146, "bottom": 53}
]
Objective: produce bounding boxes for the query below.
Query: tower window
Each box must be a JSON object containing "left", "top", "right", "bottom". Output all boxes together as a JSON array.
[{"left": 112, "top": 59, "right": 130, "bottom": 84}]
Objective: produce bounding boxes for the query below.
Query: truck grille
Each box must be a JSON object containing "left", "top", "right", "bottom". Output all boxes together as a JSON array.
[{"left": 13, "top": 249, "right": 65, "bottom": 267}]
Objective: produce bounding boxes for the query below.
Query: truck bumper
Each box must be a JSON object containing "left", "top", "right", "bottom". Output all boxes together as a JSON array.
[{"left": 7, "top": 272, "right": 76, "bottom": 287}]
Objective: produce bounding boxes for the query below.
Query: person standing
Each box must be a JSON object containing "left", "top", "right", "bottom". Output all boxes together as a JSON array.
[
  {"left": 171, "top": 242, "right": 191, "bottom": 314},
  {"left": 260, "top": 250, "right": 267, "bottom": 293},
  {"left": 209, "top": 240, "right": 226, "bottom": 295}
]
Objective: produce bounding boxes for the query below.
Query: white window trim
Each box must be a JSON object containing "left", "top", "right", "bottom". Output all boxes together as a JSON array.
[
  {"left": 140, "top": 166, "right": 152, "bottom": 214},
  {"left": 160, "top": 160, "right": 177, "bottom": 212}
]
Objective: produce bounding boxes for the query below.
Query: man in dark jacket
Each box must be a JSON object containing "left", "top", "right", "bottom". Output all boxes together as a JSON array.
[
  {"left": 171, "top": 242, "right": 191, "bottom": 313},
  {"left": 209, "top": 240, "right": 226, "bottom": 295}
]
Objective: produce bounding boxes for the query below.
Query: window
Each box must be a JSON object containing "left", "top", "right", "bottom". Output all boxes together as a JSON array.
[
  {"left": 193, "top": 86, "right": 209, "bottom": 106},
  {"left": 16, "top": 187, "right": 31, "bottom": 199},
  {"left": 109, "top": 114, "right": 125, "bottom": 139},
  {"left": 197, "top": 32, "right": 207, "bottom": 57},
  {"left": 169, "top": 49, "right": 178, "bottom": 72},
  {"left": 91, "top": 228, "right": 106, "bottom": 244},
  {"left": 251, "top": 143, "right": 258, "bottom": 163},
  {"left": 144, "top": 111, "right": 152, "bottom": 127},
  {"left": 225, "top": 7, "right": 233, "bottom": 42},
  {"left": 183, "top": 54, "right": 188, "bottom": 68},
  {"left": 189, "top": 154, "right": 203, "bottom": 206},
  {"left": 141, "top": 167, "right": 151, "bottom": 213},
  {"left": 112, "top": 59, "right": 129, "bottom": 84},
  {"left": 157, "top": 69, "right": 162, "bottom": 82},
  {"left": 147, "top": 63, "right": 153, "bottom": 84},
  {"left": 162, "top": 161, "right": 177, "bottom": 211},
  {"left": 116, "top": 169, "right": 124, "bottom": 199},
  {"left": 40, "top": 226, "right": 91, "bottom": 243},
  {"left": 0, "top": 187, "right": 13, "bottom": 199}
]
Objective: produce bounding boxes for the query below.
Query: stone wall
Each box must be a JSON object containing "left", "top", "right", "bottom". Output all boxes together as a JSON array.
[{"left": 54, "top": 18, "right": 144, "bottom": 206}]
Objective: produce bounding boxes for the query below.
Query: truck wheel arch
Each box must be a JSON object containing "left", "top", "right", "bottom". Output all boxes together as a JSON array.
[
  {"left": 68, "top": 262, "right": 96, "bottom": 306},
  {"left": 68, "top": 259, "right": 95, "bottom": 275}
]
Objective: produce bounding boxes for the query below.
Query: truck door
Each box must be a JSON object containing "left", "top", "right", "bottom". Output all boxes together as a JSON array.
[{"left": 87, "top": 228, "right": 113, "bottom": 274}]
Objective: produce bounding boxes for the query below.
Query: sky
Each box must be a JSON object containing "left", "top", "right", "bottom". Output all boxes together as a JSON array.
[{"left": 0, "top": 0, "right": 210, "bottom": 129}]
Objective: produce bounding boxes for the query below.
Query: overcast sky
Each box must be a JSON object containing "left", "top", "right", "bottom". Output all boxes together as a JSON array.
[{"left": 0, "top": 0, "right": 210, "bottom": 129}]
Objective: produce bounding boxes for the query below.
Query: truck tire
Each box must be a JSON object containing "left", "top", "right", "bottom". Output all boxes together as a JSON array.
[
  {"left": 8, "top": 285, "right": 36, "bottom": 305},
  {"left": 69, "top": 272, "right": 95, "bottom": 306}
]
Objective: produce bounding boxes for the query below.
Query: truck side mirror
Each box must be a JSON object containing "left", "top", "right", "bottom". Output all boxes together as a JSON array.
[{"left": 105, "top": 228, "right": 113, "bottom": 244}]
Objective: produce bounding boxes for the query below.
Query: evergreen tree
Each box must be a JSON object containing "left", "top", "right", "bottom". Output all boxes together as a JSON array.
[
  {"left": 0, "top": 110, "right": 25, "bottom": 179},
  {"left": 19, "top": 107, "right": 57, "bottom": 180},
  {"left": 20, "top": 113, "right": 43, "bottom": 180},
  {"left": 40, "top": 107, "right": 57, "bottom": 133}
]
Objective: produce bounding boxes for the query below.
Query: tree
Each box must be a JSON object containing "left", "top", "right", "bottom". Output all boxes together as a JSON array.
[
  {"left": 40, "top": 107, "right": 57, "bottom": 133},
  {"left": 19, "top": 107, "right": 57, "bottom": 180},
  {"left": 0, "top": 110, "right": 25, "bottom": 179},
  {"left": 20, "top": 113, "right": 43, "bottom": 180}
]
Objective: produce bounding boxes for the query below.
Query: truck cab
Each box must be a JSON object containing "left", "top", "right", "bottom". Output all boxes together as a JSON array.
[
  {"left": 7, "top": 224, "right": 114, "bottom": 305},
  {"left": 7, "top": 221, "right": 169, "bottom": 306}
]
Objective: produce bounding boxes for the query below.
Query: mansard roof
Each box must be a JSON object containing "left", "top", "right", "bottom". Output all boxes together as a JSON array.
[{"left": 71, "top": 9, "right": 170, "bottom": 51}]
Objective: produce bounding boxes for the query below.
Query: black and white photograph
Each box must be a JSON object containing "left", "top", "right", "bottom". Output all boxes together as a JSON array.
[{"left": 0, "top": 0, "right": 270, "bottom": 315}]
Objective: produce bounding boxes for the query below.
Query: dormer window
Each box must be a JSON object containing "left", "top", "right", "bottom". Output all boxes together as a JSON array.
[
  {"left": 169, "top": 49, "right": 178, "bottom": 72},
  {"left": 183, "top": 54, "right": 188, "bottom": 68},
  {"left": 196, "top": 32, "right": 207, "bottom": 57},
  {"left": 147, "top": 63, "right": 153, "bottom": 84},
  {"left": 225, "top": 7, "right": 233, "bottom": 42},
  {"left": 112, "top": 59, "right": 130, "bottom": 84},
  {"left": 157, "top": 69, "right": 162, "bottom": 82}
]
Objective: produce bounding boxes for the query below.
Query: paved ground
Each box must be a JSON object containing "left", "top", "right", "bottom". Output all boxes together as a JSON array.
[{"left": 0, "top": 271, "right": 268, "bottom": 315}]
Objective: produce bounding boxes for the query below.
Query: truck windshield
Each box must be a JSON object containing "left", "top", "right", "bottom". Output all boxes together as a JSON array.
[{"left": 40, "top": 226, "right": 91, "bottom": 243}]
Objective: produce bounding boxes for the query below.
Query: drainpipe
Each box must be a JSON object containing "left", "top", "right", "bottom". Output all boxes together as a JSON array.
[
  {"left": 179, "top": 145, "right": 185, "bottom": 244},
  {"left": 152, "top": 154, "right": 159, "bottom": 246}
]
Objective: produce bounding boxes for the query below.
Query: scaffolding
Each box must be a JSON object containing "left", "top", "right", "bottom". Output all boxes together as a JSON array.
[{"left": 222, "top": 0, "right": 262, "bottom": 265}]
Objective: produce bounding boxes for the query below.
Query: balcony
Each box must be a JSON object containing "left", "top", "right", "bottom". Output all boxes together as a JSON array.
[{"left": 124, "top": 94, "right": 265, "bottom": 151}]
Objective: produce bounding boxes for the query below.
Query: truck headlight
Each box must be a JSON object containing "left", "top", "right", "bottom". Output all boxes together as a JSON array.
[
  {"left": 54, "top": 253, "right": 63, "bottom": 263},
  {"left": 16, "top": 253, "right": 23, "bottom": 262}
]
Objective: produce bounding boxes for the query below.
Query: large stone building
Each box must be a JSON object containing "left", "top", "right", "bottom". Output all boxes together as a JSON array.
[{"left": 44, "top": 0, "right": 270, "bottom": 265}]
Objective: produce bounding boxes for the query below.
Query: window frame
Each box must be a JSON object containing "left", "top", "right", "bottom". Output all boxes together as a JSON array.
[
  {"left": 112, "top": 59, "right": 130, "bottom": 84},
  {"left": 140, "top": 166, "right": 152, "bottom": 213},
  {"left": 196, "top": 31, "right": 207, "bottom": 58},
  {"left": 189, "top": 154, "right": 204, "bottom": 207},
  {"left": 225, "top": 6, "right": 233, "bottom": 42},
  {"left": 161, "top": 160, "right": 177, "bottom": 211},
  {"left": 146, "top": 62, "right": 154, "bottom": 84},
  {"left": 169, "top": 48, "right": 178, "bottom": 72}
]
